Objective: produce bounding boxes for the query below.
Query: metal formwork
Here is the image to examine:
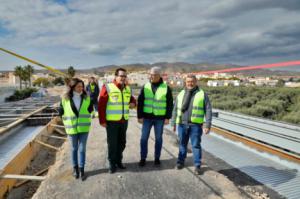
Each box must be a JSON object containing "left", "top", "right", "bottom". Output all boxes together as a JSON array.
[
  {"left": 203, "top": 133, "right": 300, "bottom": 199},
  {"left": 212, "top": 109, "right": 300, "bottom": 155}
]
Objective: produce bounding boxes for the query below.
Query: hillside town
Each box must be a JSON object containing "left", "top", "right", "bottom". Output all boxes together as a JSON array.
[{"left": 1, "top": 69, "right": 300, "bottom": 88}]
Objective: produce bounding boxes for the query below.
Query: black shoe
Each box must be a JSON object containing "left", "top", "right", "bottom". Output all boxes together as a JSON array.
[
  {"left": 175, "top": 163, "right": 184, "bottom": 170},
  {"left": 79, "top": 167, "right": 86, "bottom": 181},
  {"left": 109, "top": 165, "right": 117, "bottom": 174},
  {"left": 194, "top": 167, "right": 202, "bottom": 175},
  {"left": 116, "top": 163, "right": 126, "bottom": 169},
  {"left": 154, "top": 158, "right": 160, "bottom": 166},
  {"left": 139, "top": 159, "right": 146, "bottom": 167},
  {"left": 73, "top": 166, "right": 79, "bottom": 179}
]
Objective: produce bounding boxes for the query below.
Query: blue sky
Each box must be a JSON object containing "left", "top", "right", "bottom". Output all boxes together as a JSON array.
[{"left": 1, "top": 0, "right": 300, "bottom": 71}]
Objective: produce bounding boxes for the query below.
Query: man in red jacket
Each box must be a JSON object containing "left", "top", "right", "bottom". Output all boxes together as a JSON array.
[{"left": 98, "top": 68, "right": 136, "bottom": 173}]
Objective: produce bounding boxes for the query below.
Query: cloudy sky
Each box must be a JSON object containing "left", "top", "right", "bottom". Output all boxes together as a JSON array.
[{"left": 1, "top": 0, "right": 300, "bottom": 71}]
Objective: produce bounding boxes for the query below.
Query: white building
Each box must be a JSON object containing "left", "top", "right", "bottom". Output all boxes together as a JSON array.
[
  {"left": 207, "top": 80, "right": 240, "bottom": 87},
  {"left": 127, "top": 72, "right": 149, "bottom": 86},
  {"left": 248, "top": 77, "right": 278, "bottom": 86},
  {"left": 207, "top": 80, "right": 224, "bottom": 87},
  {"left": 285, "top": 82, "right": 300, "bottom": 87}
]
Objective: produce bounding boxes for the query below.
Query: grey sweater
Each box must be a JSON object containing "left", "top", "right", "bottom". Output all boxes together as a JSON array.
[{"left": 171, "top": 87, "right": 212, "bottom": 128}]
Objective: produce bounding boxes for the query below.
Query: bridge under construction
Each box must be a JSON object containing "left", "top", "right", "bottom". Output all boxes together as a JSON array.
[
  {"left": 0, "top": 91, "right": 299, "bottom": 198},
  {"left": 0, "top": 48, "right": 300, "bottom": 198}
]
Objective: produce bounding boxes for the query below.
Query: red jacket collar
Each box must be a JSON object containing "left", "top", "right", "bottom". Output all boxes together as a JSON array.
[{"left": 113, "top": 80, "right": 125, "bottom": 90}]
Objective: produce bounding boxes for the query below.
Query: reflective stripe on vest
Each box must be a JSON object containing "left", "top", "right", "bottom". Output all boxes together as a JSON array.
[
  {"left": 143, "top": 82, "right": 167, "bottom": 116},
  {"left": 61, "top": 97, "right": 91, "bottom": 135},
  {"left": 176, "top": 89, "right": 205, "bottom": 124},
  {"left": 106, "top": 83, "right": 131, "bottom": 121}
]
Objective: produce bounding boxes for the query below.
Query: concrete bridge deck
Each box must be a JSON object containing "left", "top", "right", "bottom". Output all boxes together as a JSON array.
[{"left": 32, "top": 117, "right": 261, "bottom": 199}]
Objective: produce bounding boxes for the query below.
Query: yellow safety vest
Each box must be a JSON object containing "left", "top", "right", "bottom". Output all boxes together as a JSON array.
[
  {"left": 106, "top": 83, "right": 131, "bottom": 121},
  {"left": 143, "top": 82, "right": 167, "bottom": 116},
  {"left": 62, "top": 97, "right": 92, "bottom": 134},
  {"left": 176, "top": 89, "right": 205, "bottom": 124},
  {"left": 90, "top": 84, "right": 95, "bottom": 93}
]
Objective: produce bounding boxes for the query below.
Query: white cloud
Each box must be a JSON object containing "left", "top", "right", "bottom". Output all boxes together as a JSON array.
[{"left": 1, "top": 0, "right": 300, "bottom": 70}]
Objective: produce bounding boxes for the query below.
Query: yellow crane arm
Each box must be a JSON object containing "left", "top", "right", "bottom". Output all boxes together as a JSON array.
[{"left": 0, "top": 47, "right": 68, "bottom": 77}]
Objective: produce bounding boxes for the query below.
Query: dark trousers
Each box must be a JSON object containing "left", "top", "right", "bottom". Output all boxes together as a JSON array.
[
  {"left": 91, "top": 98, "right": 98, "bottom": 111},
  {"left": 106, "top": 121, "right": 128, "bottom": 165}
]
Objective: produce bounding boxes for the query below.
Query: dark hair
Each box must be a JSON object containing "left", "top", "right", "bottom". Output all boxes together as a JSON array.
[
  {"left": 89, "top": 76, "right": 98, "bottom": 85},
  {"left": 115, "top": 68, "right": 127, "bottom": 76},
  {"left": 64, "top": 78, "right": 87, "bottom": 99}
]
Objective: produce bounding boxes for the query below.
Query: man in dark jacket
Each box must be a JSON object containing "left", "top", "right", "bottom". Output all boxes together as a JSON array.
[
  {"left": 137, "top": 66, "right": 173, "bottom": 166},
  {"left": 86, "top": 77, "right": 99, "bottom": 117}
]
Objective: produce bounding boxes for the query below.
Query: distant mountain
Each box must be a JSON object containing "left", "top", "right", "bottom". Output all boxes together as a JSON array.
[
  {"left": 90, "top": 62, "right": 239, "bottom": 73},
  {"left": 3, "top": 62, "right": 299, "bottom": 77},
  {"left": 88, "top": 62, "right": 300, "bottom": 76}
]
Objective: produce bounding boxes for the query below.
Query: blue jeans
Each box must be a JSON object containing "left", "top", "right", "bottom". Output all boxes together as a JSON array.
[
  {"left": 69, "top": 133, "right": 89, "bottom": 168},
  {"left": 177, "top": 124, "right": 203, "bottom": 167},
  {"left": 140, "top": 119, "right": 164, "bottom": 160}
]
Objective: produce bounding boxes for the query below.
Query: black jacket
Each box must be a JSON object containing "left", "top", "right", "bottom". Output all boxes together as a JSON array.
[
  {"left": 86, "top": 83, "right": 100, "bottom": 103},
  {"left": 137, "top": 78, "right": 173, "bottom": 120}
]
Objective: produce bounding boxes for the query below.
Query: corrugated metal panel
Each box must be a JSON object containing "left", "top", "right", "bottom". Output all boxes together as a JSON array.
[
  {"left": 213, "top": 119, "right": 300, "bottom": 154},
  {"left": 214, "top": 109, "right": 300, "bottom": 131},
  {"left": 217, "top": 111, "right": 300, "bottom": 138},
  {"left": 212, "top": 110, "right": 300, "bottom": 154},
  {"left": 203, "top": 132, "right": 300, "bottom": 199}
]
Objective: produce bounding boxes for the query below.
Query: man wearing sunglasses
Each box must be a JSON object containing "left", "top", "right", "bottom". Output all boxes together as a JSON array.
[{"left": 98, "top": 68, "right": 136, "bottom": 173}]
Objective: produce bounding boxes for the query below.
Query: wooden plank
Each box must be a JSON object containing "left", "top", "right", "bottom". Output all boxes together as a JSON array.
[
  {"left": 0, "top": 111, "right": 58, "bottom": 198},
  {"left": 42, "top": 135, "right": 67, "bottom": 140},
  {"left": 34, "top": 140, "right": 59, "bottom": 151},
  {"left": 14, "top": 167, "right": 49, "bottom": 187},
  {"left": 0, "top": 174, "right": 46, "bottom": 181},
  {"left": 32, "top": 113, "right": 59, "bottom": 116},
  {"left": 0, "top": 106, "right": 48, "bottom": 135},
  {"left": 0, "top": 142, "right": 36, "bottom": 197},
  {"left": 49, "top": 124, "right": 65, "bottom": 129},
  {"left": 0, "top": 118, "right": 17, "bottom": 121},
  {"left": 0, "top": 114, "right": 27, "bottom": 117},
  {"left": 27, "top": 117, "right": 56, "bottom": 119},
  {"left": 54, "top": 128, "right": 66, "bottom": 136}
]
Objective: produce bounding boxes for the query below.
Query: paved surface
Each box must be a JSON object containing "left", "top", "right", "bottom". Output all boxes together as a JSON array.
[{"left": 33, "top": 117, "right": 250, "bottom": 199}]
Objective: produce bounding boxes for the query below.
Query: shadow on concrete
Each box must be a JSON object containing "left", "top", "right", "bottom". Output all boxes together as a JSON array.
[
  {"left": 86, "top": 156, "right": 213, "bottom": 176},
  {"left": 85, "top": 168, "right": 108, "bottom": 179}
]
